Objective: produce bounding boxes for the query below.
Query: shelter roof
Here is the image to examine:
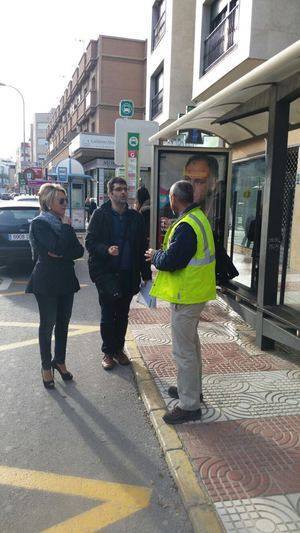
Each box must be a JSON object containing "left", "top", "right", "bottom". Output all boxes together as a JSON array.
[{"left": 149, "top": 41, "right": 300, "bottom": 145}]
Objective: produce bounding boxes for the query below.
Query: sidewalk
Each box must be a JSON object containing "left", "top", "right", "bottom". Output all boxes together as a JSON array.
[{"left": 126, "top": 296, "right": 300, "bottom": 533}]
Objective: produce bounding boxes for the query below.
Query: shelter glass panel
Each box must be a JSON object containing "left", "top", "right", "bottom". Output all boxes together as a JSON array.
[{"left": 228, "top": 156, "right": 266, "bottom": 290}]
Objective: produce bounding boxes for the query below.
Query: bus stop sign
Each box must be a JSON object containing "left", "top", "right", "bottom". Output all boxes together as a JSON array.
[{"left": 119, "top": 100, "right": 134, "bottom": 118}]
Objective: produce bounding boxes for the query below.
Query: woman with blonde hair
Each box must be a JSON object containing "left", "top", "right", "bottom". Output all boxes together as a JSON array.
[{"left": 26, "top": 183, "right": 84, "bottom": 389}]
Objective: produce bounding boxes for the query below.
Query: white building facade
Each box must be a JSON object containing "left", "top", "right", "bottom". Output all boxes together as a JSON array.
[{"left": 30, "top": 113, "right": 50, "bottom": 166}]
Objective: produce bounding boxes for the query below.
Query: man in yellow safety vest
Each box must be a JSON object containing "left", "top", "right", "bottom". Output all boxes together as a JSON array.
[{"left": 145, "top": 180, "right": 216, "bottom": 424}]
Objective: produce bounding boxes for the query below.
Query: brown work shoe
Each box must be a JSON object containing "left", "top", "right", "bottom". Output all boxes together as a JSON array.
[
  {"left": 163, "top": 406, "right": 202, "bottom": 425},
  {"left": 102, "top": 354, "right": 116, "bottom": 370},
  {"left": 115, "top": 351, "right": 131, "bottom": 366}
]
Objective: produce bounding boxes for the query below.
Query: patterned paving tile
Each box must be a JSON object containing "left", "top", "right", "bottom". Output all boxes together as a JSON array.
[
  {"left": 136, "top": 338, "right": 299, "bottom": 377},
  {"left": 215, "top": 493, "right": 300, "bottom": 532},
  {"left": 154, "top": 370, "right": 300, "bottom": 422},
  {"left": 131, "top": 324, "right": 172, "bottom": 346},
  {"left": 179, "top": 417, "right": 300, "bottom": 501},
  {"left": 129, "top": 307, "right": 171, "bottom": 324}
]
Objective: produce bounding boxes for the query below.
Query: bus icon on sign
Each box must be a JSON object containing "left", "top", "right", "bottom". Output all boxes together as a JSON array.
[
  {"left": 119, "top": 100, "right": 134, "bottom": 118},
  {"left": 128, "top": 136, "right": 139, "bottom": 148}
]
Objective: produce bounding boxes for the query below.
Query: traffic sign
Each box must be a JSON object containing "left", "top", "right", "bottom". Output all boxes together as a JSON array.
[
  {"left": 125, "top": 132, "right": 140, "bottom": 201},
  {"left": 57, "top": 166, "right": 68, "bottom": 183},
  {"left": 119, "top": 100, "right": 134, "bottom": 118},
  {"left": 128, "top": 133, "right": 140, "bottom": 150}
]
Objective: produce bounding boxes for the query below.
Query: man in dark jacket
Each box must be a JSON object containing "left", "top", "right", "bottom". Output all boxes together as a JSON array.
[{"left": 85, "top": 177, "right": 151, "bottom": 370}]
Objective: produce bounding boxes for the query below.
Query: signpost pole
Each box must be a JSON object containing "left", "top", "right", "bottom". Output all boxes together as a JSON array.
[
  {"left": 68, "top": 156, "right": 72, "bottom": 222},
  {"left": 125, "top": 132, "right": 140, "bottom": 206}
]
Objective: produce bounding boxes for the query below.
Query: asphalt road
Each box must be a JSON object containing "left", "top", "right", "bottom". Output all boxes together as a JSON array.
[{"left": 0, "top": 257, "right": 192, "bottom": 532}]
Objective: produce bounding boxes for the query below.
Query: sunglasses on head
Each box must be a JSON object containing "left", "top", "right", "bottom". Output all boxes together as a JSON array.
[{"left": 59, "top": 198, "right": 68, "bottom": 205}]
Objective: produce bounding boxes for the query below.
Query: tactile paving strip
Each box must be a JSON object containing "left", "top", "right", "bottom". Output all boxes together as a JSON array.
[
  {"left": 154, "top": 370, "right": 300, "bottom": 422},
  {"left": 215, "top": 493, "right": 300, "bottom": 532}
]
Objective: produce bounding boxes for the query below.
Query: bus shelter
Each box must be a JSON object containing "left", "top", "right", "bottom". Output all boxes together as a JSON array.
[
  {"left": 49, "top": 157, "right": 92, "bottom": 230},
  {"left": 149, "top": 41, "right": 300, "bottom": 352}
]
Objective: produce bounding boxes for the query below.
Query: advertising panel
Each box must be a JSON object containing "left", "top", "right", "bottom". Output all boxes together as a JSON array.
[{"left": 156, "top": 148, "right": 229, "bottom": 246}]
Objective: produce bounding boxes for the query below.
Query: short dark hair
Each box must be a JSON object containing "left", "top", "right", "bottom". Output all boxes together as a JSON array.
[
  {"left": 185, "top": 154, "right": 219, "bottom": 176},
  {"left": 136, "top": 186, "right": 150, "bottom": 206},
  {"left": 170, "top": 180, "right": 194, "bottom": 204},
  {"left": 107, "top": 177, "right": 127, "bottom": 193}
]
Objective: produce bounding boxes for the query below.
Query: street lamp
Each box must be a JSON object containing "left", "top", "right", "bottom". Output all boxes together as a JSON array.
[{"left": 0, "top": 82, "right": 26, "bottom": 167}]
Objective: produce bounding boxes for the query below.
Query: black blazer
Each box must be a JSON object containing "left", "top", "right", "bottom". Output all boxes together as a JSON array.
[
  {"left": 85, "top": 200, "right": 151, "bottom": 294},
  {"left": 26, "top": 218, "right": 84, "bottom": 296}
]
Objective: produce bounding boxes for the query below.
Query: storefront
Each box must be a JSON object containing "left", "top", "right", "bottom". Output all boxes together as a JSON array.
[
  {"left": 149, "top": 41, "right": 300, "bottom": 351},
  {"left": 69, "top": 133, "right": 115, "bottom": 206}
]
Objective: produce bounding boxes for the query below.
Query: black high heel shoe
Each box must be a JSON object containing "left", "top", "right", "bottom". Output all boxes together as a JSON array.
[
  {"left": 51, "top": 362, "right": 73, "bottom": 381},
  {"left": 41, "top": 369, "right": 55, "bottom": 389}
]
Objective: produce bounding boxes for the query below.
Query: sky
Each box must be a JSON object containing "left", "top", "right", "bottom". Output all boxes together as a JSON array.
[{"left": 0, "top": 0, "right": 149, "bottom": 160}]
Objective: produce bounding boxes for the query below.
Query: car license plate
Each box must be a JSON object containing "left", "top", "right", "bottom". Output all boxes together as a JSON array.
[{"left": 8, "top": 234, "right": 29, "bottom": 241}]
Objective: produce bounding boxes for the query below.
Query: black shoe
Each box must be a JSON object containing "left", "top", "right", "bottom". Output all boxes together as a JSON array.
[
  {"left": 168, "top": 386, "right": 204, "bottom": 402},
  {"left": 163, "top": 406, "right": 202, "bottom": 425},
  {"left": 51, "top": 362, "right": 73, "bottom": 381},
  {"left": 41, "top": 369, "right": 55, "bottom": 389}
]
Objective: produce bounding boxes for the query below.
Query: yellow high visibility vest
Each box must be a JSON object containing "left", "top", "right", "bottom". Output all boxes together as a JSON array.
[{"left": 150, "top": 207, "right": 216, "bottom": 304}]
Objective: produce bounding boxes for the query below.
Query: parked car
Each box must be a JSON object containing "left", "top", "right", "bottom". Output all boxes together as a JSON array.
[
  {"left": 0, "top": 192, "right": 13, "bottom": 200},
  {"left": 0, "top": 200, "right": 40, "bottom": 266},
  {"left": 16, "top": 195, "right": 39, "bottom": 202}
]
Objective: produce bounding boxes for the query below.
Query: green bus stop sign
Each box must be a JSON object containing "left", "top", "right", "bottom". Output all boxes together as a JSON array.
[{"left": 119, "top": 100, "right": 134, "bottom": 118}]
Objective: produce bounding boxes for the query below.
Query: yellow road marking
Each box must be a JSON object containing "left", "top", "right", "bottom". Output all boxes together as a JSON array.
[
  {"left": 0, "top": 322, "right": 99, "bottom": 353},
  {"left": 0, "top": 465, "right": 151, "bottom": 532},
  {"left": 0, "top": 291, "right": 25, "bottom": 297}
]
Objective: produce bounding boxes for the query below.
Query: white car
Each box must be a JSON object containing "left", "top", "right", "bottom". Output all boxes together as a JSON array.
[{"left": 16, "top": 195, "right": 39, "bottom": 202}]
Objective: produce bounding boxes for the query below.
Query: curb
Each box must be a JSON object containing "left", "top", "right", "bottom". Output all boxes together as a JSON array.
[{"left": 126, "top": 329, "right": 224, "bottom": 533}]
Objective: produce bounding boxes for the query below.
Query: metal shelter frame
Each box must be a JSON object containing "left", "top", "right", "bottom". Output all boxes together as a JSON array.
[{"left": 149, "top": 41, "right": 300, "bottom": 351}]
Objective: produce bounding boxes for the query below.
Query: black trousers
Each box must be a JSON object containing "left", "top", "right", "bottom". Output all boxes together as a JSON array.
[
  {"left": 35, "top": 293, "right": 74, "bottom": 370},
  {"left": 96, "top": 290, "right": 133, "bottom": 356}
]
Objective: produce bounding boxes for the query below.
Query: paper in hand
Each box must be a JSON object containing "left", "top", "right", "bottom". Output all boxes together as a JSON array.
[{"left": 136, "top": 280, "right": 157, "bottom": 308}]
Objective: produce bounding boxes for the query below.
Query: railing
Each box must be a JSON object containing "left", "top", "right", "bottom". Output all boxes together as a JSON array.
[
  {"left": 151, "top": 89, "right": 163, "bottom": 118},
  {"left": 203, "top": 4, "right": 239, "bottom": 72},
  {"left": 152, "top": 11, "right": 166, "bottom": 50}
]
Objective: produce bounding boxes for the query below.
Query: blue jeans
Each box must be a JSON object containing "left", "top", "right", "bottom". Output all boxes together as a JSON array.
[{"left": 35, "top": 293, "right": 74, "bottom": 370}]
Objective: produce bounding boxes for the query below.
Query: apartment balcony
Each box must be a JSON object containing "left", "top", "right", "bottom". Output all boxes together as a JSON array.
[
  {"left": 72, "top": 67, "right": 79, "bottom": 92},
  {"left": 203, "top": 4, "right": 239, "bottom": 73},
  {"left": 68, "top": 80, "right": 72, "bottom": 96},
  {"left": 85, "top": 91, "right": 97, "bottom": 116},
  {"left": 77, "top": 99, "right": 86, "bottom": 122},
  {"left": 86, "top": 40, "right": 97, "bottom": 69},
  {"left": 71, "top": 109, "right": 78, "bottom": 130},
  {"left": 152, "top": 11, "right": 166, "bottom": 50},
  {"left": 78, "top": 53, "right": 87, "bottom": 83},
  {"left": 151, "top": 89, "right": 163, "bottom": 119},
  {"left": 60, "top": 95, "right": 64, "bottom": 109}
]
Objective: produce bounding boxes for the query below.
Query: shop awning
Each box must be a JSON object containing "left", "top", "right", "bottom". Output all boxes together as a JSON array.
[{"left": 149, "top": 40, "right": 300, "bottom": 145}]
